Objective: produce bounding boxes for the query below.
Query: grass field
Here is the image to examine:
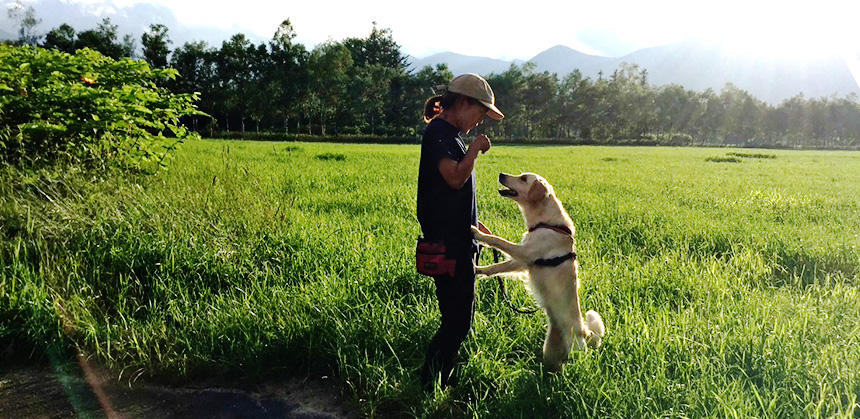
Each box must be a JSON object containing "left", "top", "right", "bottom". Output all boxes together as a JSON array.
[{"left": 2, "top": 139, "right": 859, "bottom": 417}]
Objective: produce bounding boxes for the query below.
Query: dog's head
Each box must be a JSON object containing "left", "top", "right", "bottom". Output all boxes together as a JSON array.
[{"left": 498, "top": 172, "right": 552, "bottom": 205}]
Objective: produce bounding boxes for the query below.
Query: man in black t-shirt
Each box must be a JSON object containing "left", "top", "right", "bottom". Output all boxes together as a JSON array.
[
  {"left": 417, "top": 118, "right": 478, "bottom": 254},
  {"left": 416, "top": 73, "right": 504, "bottom": 389}
]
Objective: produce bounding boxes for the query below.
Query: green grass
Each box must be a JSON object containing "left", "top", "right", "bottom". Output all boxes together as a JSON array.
[{"left": 2, "top": 140, "right": 859, "bottom": 417}]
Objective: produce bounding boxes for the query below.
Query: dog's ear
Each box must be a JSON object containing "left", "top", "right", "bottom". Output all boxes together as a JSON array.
[{"left": 526, "top": 180, "right": 547, "bottom": 202}]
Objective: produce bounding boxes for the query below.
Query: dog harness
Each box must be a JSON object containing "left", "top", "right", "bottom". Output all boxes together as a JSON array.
[
  {"left": 528, "top": 223, "right": 573, "bottom": 236},
  {"left": 528, "top": 223, "right": 577, "bottom": 267},
  {"left": 533, "top": 252, "right": 576, "bottom": 267}
]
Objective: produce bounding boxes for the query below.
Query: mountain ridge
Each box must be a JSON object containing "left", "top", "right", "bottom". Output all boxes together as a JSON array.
[
  {"left": 4, "top": 0, "right": 857, "bottom": 104},
  {"left": 409, "top": 43, "right": 860, "bottom": 104}
]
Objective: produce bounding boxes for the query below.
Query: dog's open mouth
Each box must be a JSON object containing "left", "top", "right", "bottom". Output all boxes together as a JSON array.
[{"left": 498, "top": 173, "right": 517, "bottom": 197}]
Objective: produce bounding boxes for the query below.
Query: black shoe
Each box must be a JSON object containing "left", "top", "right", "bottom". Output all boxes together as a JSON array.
[
  {"left": 421, "top": 359, "right": 441, "bottom": 391},
  {"left": 440, "top": 363, "right": 460, "bottom": 389}
]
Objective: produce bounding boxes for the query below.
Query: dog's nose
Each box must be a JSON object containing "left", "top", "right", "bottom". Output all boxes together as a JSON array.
[{"left": 499, "top": 173, "right": 507, "bottom": 183}]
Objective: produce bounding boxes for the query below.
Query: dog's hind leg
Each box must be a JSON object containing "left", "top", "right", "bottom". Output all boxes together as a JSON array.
[
  {"left": 584, "top": 310, "right": 605, "bottom": 349},
  {"left": 542, "top": 317, "right": 573, "bottom": 372}
]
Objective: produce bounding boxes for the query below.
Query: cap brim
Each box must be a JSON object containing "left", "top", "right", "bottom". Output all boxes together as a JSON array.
[{"left": 481, "top": 101, "right": 504, "bottom": 121}]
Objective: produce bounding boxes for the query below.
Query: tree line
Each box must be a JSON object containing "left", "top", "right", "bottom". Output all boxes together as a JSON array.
[{"left": 7, "top": 5, "right": 860, "bottom": 148}]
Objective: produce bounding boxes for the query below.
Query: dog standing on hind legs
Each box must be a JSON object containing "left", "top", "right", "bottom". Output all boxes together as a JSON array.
[{"left": 471, "top": 172, "right": 605, "bottom": 370}]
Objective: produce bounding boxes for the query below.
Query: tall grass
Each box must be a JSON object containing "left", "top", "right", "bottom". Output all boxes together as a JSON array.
[{"left": 1, "top": 141, "right": 858, "bottom": 417}]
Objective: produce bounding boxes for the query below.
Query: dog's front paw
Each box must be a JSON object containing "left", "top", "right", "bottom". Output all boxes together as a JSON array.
[
  {"left": 474, "top": 264, "right": 487, "bottom": 276},
  {"left": 470, "top": 225, "right": 485, "bottom": 240}
]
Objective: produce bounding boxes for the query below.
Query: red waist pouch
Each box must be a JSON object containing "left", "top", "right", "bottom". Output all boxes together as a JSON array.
[{"left": 416, "top": 238, "right": 456, "bottom": 277}]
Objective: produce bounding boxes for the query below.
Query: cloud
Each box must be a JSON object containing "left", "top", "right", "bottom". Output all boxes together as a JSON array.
[{"left": 1, "top": 0, "right": 269, "bottom": 50}]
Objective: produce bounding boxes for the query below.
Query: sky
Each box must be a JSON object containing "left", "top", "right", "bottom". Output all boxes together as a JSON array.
[{"left": 5, "top": 0, "right": 860, "bottom": 62}]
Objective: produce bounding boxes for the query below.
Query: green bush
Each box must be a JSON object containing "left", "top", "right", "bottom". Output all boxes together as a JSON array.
[
  {"left": 726, "top": 152, "right": 776, "bottom": 159},
  {"left": 0, "top": 44, "right": 203, "bottom": 171},
  {"left": 705, "top": 156, "right": 742, "bottom": 163},
  {"left": 314, "top": 152, "right": 346, "bottom": 161}
]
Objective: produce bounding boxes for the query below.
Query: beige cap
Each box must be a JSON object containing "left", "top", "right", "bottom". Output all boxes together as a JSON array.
[{"left": 445, "top": 73, "right": 504, "bottom": 120}]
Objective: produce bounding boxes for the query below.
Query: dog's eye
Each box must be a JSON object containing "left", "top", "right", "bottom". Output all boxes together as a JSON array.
[{"left": 520, "top": 175, "right": 528, "bottom": 181}]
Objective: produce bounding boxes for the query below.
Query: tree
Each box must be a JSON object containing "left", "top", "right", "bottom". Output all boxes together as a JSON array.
[
  {"left": 42, "top": 23, "right": 76, "bottom": 53},
  {"left": 557, "top": 69, "right": 593, "bottom": 139},
  {"left": 397, "top": 63, "right": 453, "bottom": 135},
  {"left": 602, "top": 62, "right": 654, "bottom": 140},
  {"left": 141, "top": 24, "right": 171, "bottom": 68},
  {"left": 825, "top": 96, "right": 860, "bottom": 148},
  {"left": 216, "top": 33, "right": 255, "bottom": 132},
  {"left": 486, "top": 64, "right": 529, "bottom": 138},
  {"left": 718, "top": 83, "right": 763, "bottom": 145},
  {"left": 341, "top": 23, "right": 408, "bottom": 135},
  {"left": 655, "top": 84, "right": 704, "bottom": 143},
  {"left": 7, "top": 1, "right": 41, "bottom": 45},
  {"left": 307, "top": 41, "right": 352, "bottom": 135},
  {"left": 348, "top": 64, "right": 396, "bottom": 134},
  {"left": 76, "top": 18, "right": 133, "bottom": 59},
  {"left": 121, "top": 33, "right": 136, "bottom": 58},
  {"left": 246, "top": 42, "right": 271, "bottom": 132},
  {"left": 343, "top": 22, "right": 407, "bottom": 71},
  {"left": 521, "top": 70, "right": 558, "bottom": 138},
  {"left": 696, "top": 88, "right": 724, "bottom": 144},
  {"left": 170, "top": 41, "right": 217, "bottom": 131},
  {"left": 267, "top": 19, "right": 309, "bottom": 134}
]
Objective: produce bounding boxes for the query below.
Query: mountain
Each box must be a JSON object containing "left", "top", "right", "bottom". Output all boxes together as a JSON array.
[
  {"left": 408, "top": 51, "right": 523, "bottom": 76},
  {"left": 408, "top": 42, "right": 860, "bottom": 104},
  {"left": 527, "top": 45, "right": 612, "bottom": 77},
  {"left": 601, "top": 42, "right": 859, "bottom": 103}
]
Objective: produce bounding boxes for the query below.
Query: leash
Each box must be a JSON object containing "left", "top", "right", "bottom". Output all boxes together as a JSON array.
[{"left": 491, "top": 248, "right": 539, "bottom": 315}]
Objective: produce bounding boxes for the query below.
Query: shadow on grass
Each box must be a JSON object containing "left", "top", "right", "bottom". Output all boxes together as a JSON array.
[{"left": 770, "top": 246, "right": 858, "bottom": 288}]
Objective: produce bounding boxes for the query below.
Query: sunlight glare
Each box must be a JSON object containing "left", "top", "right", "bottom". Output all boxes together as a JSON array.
[{"left": 691, "top": 1, "right": 859, "bottom": 64}]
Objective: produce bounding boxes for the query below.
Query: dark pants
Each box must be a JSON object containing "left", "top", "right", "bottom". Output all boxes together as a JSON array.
[{"left": 422, "top": 250, "right": 478, "bottom": 388}]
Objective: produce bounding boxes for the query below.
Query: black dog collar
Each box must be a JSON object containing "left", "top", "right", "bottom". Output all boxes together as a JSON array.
[{"left": 533, "top": 252, "right": 577, "bottom": 267}]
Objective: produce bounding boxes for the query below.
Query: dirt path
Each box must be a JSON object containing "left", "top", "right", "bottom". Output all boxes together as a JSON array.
[{"left": 0, "top": 358, "right": 359, "bottom": 418}]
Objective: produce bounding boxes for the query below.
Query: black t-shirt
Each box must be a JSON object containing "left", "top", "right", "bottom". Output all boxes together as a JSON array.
[{"left": 416, "top": 118, "right": 478, "bottom": 254}]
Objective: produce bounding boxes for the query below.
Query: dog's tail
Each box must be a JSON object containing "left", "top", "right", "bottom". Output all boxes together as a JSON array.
[{"left": 584, "top": 310, "right": 605, "bottom": 349}]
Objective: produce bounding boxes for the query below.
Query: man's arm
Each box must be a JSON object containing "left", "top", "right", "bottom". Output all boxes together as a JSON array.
[{"left": 438, "top": 134, "right": 491, "bottom": 190}]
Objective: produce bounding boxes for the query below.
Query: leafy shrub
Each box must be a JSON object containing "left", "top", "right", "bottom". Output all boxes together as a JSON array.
[
  {"left": 705, "top": 156, "right": 742, "bottom": 163},
  {"left": 314, "top": 152, "right": 346, "bottom": 161},
  {"left": 0, "top": 44, "right": 203, "bottom": 171},
  {"left": 726, "top": 152, "right": 776, "bottom": 159}
]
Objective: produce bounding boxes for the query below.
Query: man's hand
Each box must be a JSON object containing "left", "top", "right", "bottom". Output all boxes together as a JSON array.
[
  {"left": 439, "top": 135, "right": 491, "bottom": 190},
  {"left": 470, "top": 134, "right": 491, "bottom": 154}
]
